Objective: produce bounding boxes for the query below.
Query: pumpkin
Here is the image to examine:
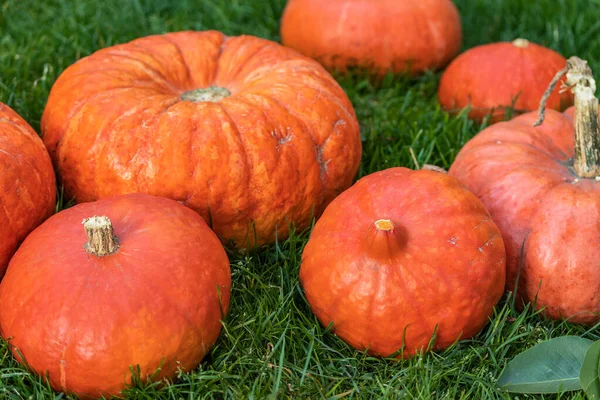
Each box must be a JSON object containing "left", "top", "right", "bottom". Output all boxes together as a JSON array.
[
  {"left": 449, "top": 57, "right": 600, "bottom": 324},
  {"left": 280, "top": 0, "right": 462, "bottom": 76},
  {"left": 0, "top": 102, "right": 56, "bottom": 276},
  {"left": 438, "top": 39, "right": 574, "bottom": 122},
  {"left": 0, "top": 193, "right": 231, "bottom": 398},
  {"left": 300, "top": 167, "right": 506, "bottom": 357},
  {"left": 41, "top": 30, "right": 362, "bottom": 250}
]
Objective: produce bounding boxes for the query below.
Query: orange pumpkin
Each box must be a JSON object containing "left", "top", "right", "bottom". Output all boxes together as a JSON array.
[
  {"left": 438, "top": 39, "right": 573, "bottom": 122},
  {"left": 280, "top": 0, "right": 462, "bottom": 75},
  {"left": 449, "top": 57, "right": 600, "bottom": 324},
  {"left": 0, "top": 193, "right": 231, "bottom": 398},
  {"left": 0, "top": 102, "right": 56, "bottom": 275},
  {"left": 300, "top": 167, "right": 506, "bottom": 357},
  {"left": 41, "top": 30, "right": 362, "bottom": 249}
]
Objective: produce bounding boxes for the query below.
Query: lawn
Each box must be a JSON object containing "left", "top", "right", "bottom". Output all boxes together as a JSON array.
[{"left": 1, "top": 0, "right": 600, "bottom": 399}]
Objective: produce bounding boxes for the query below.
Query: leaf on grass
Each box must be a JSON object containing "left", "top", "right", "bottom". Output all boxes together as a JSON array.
[
  {"left": 580, "top": 340, "right": 600, "bottom": 400},
  {"left": 497, "top": 336, "right": 593, "bottom": 394}
]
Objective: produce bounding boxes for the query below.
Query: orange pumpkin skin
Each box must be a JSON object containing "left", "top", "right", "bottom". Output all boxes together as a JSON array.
[
  {"left": 0, "top": 102, "right": 56, "bottom": 275},
  {"left": 280, "top": 0, "right": 462, "bottom": 75},
  {"left": 300, "top": 168, "right": 506, "bottom": 357},
  {"left": 0, "top": 193, "right": 231, "bottom": 399},
  {"left": 41, "top": 30, "right": 362, "bottom": 249},
  {"left": 438, "top": 40, "right": 573, "bottom": 122},
  {"left": 449, "top": 109, "right": 600, "bottom": 324}
]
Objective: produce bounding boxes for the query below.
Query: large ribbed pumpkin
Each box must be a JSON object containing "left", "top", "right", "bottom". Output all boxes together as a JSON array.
[
  {"left": 449, "top": 57, "right": 600, "bottom": 324},
  {"left": 0, "top": 193, "right": 231, "bottom": 399},
  {"left": 280, "top": 0, "right": 462, "bottom": 75},
  {"left": 300, "top": 167, "right": 506, "bottom": 357},
  {"left": 41, "top": 30, "right": 362, "bottom": 249},
  {"left": 0, "top": 102, "right": 56, "bottom": 275}
]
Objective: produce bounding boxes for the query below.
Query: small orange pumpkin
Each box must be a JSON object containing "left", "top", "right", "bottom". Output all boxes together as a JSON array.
[
  {"left": 438, "top": 39, "right": 573, "bottom": 122},
  {"left": 300, "top": 167, "right": 506, "bottom": 357},
  {"left": 449, "top": 57, "right": 600, "bottom": 324},
  {"left": 280, "top": 0, "right": 462, "bottom": 75},
  {"left": 41, "top": 30, "right": 362, "bottom": 250},
  {"left": 0, "top": 102, "right": 56, "bottom": 275},
  {"left": 0, "top": 193, "right": 231, "bottom": 398}
]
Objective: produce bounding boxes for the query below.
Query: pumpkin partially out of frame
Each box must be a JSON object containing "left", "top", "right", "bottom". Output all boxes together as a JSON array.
[
  {"left": 0, "top": 102, "right": 56, "bottom": 276},
  {"left": 438, "top": 39, "right": 573, "bottom": 122},
  {"left": 0, "top": 193, "right": 231, "bottom": 399},
  {"left": 280, "top": 0, "right": 462, "bottom": 76},
  {"left": 450, "top": 57, "right": 600, "bottom": 324},
  {"left": 41, "top": 30, "right": 362, "bottom": 249},
  {"left": 300, "top": 167, "right": 506, "bottom": 357}
]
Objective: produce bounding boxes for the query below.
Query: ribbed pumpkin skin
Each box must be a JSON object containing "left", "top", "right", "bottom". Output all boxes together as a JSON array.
[
  {"left": 438, "top": 41, "right": 573, "bottom": 122},
  {"left": 449, "top": 109, "right": 600, "bottom": 324},
  {"left": 300, "top": 168, "right": 506, "bottom": 357},
  {"left": 0, "top": 102, "right": 56, "bottom": 275},
  {"left": 41, "top": 30, "right": 362, "bottom": 249},
  {"left": 280, "top": 0, "right": 462, "bottom": 75},
  {"left": 0, "top": 194, "right": 231, "bottom": 399}
]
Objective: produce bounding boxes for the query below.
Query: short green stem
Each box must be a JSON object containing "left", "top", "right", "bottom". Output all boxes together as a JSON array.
[{"left": 181, "top": 87, "right": 231, "bottom": 102}]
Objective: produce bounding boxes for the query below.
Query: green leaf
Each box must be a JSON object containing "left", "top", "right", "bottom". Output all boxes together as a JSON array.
[
  {"left": 581, "top": 340, "right": 600, "bottom": 400},
  {"left": 497, "top": 336, "right": 594, "bottom": 394}
]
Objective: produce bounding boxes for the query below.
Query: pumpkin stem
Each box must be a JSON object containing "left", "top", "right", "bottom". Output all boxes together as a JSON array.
[
  {"left": 512, "top": 38, "right": 530, "bottom": 48},
  {"left": 366, "top": 219, "right": 406, "bottom": 259},
  {"left": 181, "top": 87, "right": 231, "bottom": 102},
  {"left": 421, "top": 164, "right": 448, "bottom": 174},
  {"left": 534, "top": 57, "right": 600, "bottom": 178},
  {"left": 82, "top": 216, "right": 119, "bottom": 257},
  {"left": 374, "top": 219, "right": 394, "bottom": 231}
]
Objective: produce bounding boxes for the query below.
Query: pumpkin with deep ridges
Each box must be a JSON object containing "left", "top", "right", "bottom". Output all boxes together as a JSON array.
[{"left": 41, "top": 30, "right": 362, "bottom": 249}]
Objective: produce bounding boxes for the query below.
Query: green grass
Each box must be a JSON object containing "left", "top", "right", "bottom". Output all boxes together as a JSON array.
[{"left": 1, "top": 0, "right": 600, "bottom": 398}]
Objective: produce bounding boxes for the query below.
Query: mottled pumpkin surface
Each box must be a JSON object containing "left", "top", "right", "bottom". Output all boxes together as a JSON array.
[
  {"left": 300, "top": 167, "right": 506, "bottom": 357},
  {"left": 280, "top": 0, "right": 462, "bottom": 75},
  {"left": 0, "top": 193, "right": 231, "bottom": 399},
  {"left": 450, "top": 108, "right": 600, "bottom": 324},
  {"left": 438, "top": 40, "right": 573, "bottom": 122},
  {"left": 0, "top": 102, "right": 56, "bottom": 275},
  {"left": 41, "top": 30, "right": 362, "bottom": 249}
]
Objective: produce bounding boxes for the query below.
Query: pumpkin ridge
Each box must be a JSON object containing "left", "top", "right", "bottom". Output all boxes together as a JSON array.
[
  {"left": 241, "top": 59, "right": 353, "bottom": 115},
  {"left": 214, "top": 102, "right": 255, "bottom": 214},
  {"left": 103, "top": 50, "right": 182, "bottom": 93},
  {"left": 54, "top": 87, "right": 149, "bottom": 158},
  {"left": 209, "top": 36, "right": 230, "bottom": 84},
  {"left": 0, "top": 201, "right": 17, "bottom": 233},
  {"left": 254, "top": 92, "right": 325, "bottom": 184},
  {"left": 219, "top": 41, "right": 274, "bottom": 83},
  {"left": 226, "top": 93, "right": 320, "bottom": 219},
  {"left": 72, "top": 96, "right": 177, "bottom": 199},
  {"left": 90, "top": 99, "right": 152, "bottom": 199},
  {"left": 127, "top": 38, "right": 194, "bottom": 88},
  {"left": 258, "top": 87, "right": 355, "bottom": 190},
  {"left": 0, "top": 117, "right": 39, "bottom": 140},
  {"left": 159, "top": 34, "right": 194, "bottom": 86}
]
